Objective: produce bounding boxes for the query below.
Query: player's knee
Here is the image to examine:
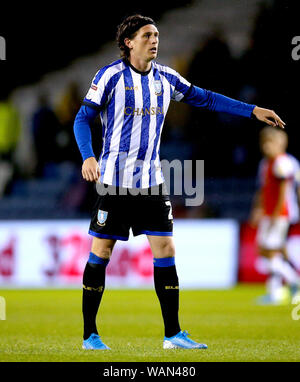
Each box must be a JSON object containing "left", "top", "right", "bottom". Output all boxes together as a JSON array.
[
  {"left": 93, "top": 248, "right": 113, "bottom": 260},
  {"left": 159, "top": 241, "right": 175, "bottom": 258},
  {"left": 91, "top": 238, "right": 115, "bottom": 259}
]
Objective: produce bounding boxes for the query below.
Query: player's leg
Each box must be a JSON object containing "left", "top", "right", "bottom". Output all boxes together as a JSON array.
[
  {"left": 257, "top": 217, "right": 284, "bottom": 303},
  {"left": 281, "top": 245, "right": 300, "bottom": 297},
  {"left": 132, "top": 184, "right": 206, "bottom": 348},
  {"left": 147, "top": 235, "right": 179, "bottom": 336},
  {"left": 258, "top": 249, "right": 300, "bottom": 304},
  {"left": 269, "top": 246, "right": 300, "bottom": 297},
  {"left": 147, "top": 235, "right": 207, "bottom": 349},
  {"left": 82, "top": 186, "right": 130, "bottom": 349},
  {"left": 258, "top": 218, "right": 300, "bottom": 302},
  {"left": 262, "top": 248, "right": 299, "bottom": 300},
  {"left": 258, "top": 247, "right": 284, "bottom": 303},
  {"left": 82, "top": 237, "right": 116, "bottom": 349}
]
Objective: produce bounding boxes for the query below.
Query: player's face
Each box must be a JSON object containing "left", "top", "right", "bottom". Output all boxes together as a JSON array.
[
  {"left": 128, "top": 24, "right": 159, "bottom": 62},
  {"left": 260, "top": 136, "right": 285, "bottom": 158}
]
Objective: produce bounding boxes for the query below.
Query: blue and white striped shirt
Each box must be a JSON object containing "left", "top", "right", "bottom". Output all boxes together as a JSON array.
[{"left": 74, "top": 58, "right": 255, "bottom": 188}]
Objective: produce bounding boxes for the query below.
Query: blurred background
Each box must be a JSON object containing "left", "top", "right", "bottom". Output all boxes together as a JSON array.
[{"left": 0, "top": 0, "right": 298, "bottom": 288}]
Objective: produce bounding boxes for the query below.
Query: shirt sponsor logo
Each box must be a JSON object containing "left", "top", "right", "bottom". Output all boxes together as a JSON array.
[
  {"left": 125, "top": 86, "right": 138, "bottom": 91},
  {"left": 124, "top": 106, "right": 164, "bottom": 116}
]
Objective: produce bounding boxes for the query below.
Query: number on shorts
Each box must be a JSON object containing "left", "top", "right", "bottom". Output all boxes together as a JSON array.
[{"left": 165, "top": 201, "right": 173, "bottom": 220}]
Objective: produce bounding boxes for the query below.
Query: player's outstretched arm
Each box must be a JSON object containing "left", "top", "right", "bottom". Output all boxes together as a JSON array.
[
  {"left": 252, "top": 106, "right": 285, "bottom": 129},
  {"left": 181, "top": 85, "right": 286, "bottom": 127}
]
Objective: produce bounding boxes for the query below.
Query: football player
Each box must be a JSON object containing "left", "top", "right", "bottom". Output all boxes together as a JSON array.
[{"left": 74, "top": 14, "right": 285, "bottom": 349}]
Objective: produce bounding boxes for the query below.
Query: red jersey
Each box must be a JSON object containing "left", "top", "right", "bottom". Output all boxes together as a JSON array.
[{"left": 258, "top": 153, "right": 294, "bottom": 217}]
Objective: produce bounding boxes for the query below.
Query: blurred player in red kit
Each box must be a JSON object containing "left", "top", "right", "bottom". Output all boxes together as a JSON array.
[{"left": 250, "top": 126, "right": 300, "bottom": 304}]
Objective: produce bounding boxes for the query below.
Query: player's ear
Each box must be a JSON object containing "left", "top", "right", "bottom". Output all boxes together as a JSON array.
[{"left": 124, "top": 38, "right": 132, "bottom": 49}]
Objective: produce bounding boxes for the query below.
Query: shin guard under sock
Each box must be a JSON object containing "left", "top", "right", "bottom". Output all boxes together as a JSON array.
[
  {"left": 82, "top": 252, "right": 109, "bottom": 340},
  {"left": 153, "top": 257, "right": 181, "bottom": 338}
]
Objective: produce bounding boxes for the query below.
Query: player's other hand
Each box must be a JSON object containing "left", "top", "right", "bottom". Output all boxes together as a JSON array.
[
  {"left": 248, "top": 207, "right": 262, "bottom": 228},
  {"left": 252, "top": 106, "right": 285, "bottom": 129},
  {"left": 82, "top": 157, "right": 100, "bottom": 182}
]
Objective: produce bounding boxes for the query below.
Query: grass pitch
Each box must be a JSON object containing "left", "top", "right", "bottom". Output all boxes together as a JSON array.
[{"left": 0, "top": 285, "right": 299, "bottom": 362}]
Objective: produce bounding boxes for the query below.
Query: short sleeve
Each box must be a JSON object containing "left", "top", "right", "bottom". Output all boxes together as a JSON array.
[
  {"left": 158, "top": 64, "right": 191, "bottom": 102},
  {"left": 171, "top": 71, "right": 192, "bottom": 102},
  {"left": 273, "top": 155, "right": 294, "bottom": 179},
  {"left": 292, "top": 158, "right": 300, "bottom": 185},
  {"left": 295, "top": 169, "right": 300, "bottom": 184},
  {"left": 83, "top": 68, "right": 112, "bottom": 110}
]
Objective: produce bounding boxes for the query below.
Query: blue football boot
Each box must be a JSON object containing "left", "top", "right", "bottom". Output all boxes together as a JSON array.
[
  {"left": 163, "top": 330, "right": 208, "bottom": 349},
  {"left": 82, "top": 333, "right": 110, "bottom": 350}
]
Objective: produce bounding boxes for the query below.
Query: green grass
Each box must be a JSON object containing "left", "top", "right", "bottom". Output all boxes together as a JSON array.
[{"left": 0, "top": 285, "right": 299, "bottom": 362}]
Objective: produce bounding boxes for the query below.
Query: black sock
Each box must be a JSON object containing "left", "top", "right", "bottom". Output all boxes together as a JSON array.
[
  {"left": 82, "top": 255, "right": 108, "bottom": 340},
  {"left": 154, "top": 258, "right": 181, "bottom": 338}
]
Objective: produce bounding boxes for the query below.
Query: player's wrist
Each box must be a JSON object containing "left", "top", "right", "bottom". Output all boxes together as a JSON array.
[
  {"left": 270, "top": 212, "right": 279, "bottom": 220},
  {"left": 83, "top": 156, "right": 96, "bottom": 163},
  {"left": 251, "top": 106, "right": 259, "bottom": 119}
]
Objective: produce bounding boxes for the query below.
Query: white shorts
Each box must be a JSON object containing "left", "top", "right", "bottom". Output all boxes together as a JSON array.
[{"left": 257, "top": 216, "right": 290, "bottom": 250}]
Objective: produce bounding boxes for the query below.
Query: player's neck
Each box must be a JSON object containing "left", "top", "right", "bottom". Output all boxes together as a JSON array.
[
  {"left": 266, "top": 151, "right": 284, "bottom": 160},
  {"left": 128, "top": 56, "right": 152, "bottom": 73}
]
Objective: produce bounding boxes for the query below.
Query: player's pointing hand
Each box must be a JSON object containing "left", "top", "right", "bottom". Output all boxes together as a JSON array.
[
  {"left": 252, "top": 106, "right": 286, "bottom": 129},
  {"left": 82, "top": 157, "right": 100, "bottom": 182}
]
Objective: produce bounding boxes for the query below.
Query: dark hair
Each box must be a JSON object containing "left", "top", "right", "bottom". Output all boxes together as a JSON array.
[{"left": 116, "top": 14, "right": 155, "bottom": 58}]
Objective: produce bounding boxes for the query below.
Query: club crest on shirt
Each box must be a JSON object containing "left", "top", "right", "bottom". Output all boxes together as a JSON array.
[
  {"left": 154, "top": 80, "right": 162, "bottom": 96},
  {"left": 97, "top": 210, "right": 108, "bottom": 226}
]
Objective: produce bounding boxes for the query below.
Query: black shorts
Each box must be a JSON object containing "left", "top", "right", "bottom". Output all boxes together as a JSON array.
[{"left": 89, "top": 183, "right": 173, "bottom": 241}]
